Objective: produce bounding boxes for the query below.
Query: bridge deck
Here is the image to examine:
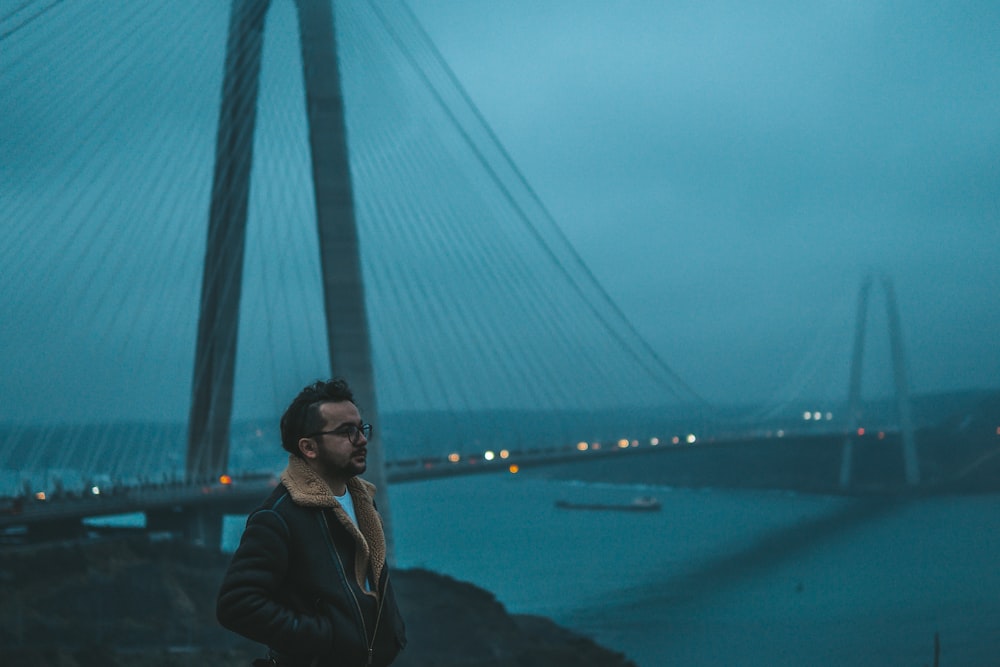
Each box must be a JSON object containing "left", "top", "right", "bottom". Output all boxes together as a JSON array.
[{"left": 4, "top": 428, "right": 997, "bottom": 535}]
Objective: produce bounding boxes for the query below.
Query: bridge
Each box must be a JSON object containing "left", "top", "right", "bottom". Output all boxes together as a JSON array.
[{"left": 2, "top": 1, "right": 998, "bottom": 549}]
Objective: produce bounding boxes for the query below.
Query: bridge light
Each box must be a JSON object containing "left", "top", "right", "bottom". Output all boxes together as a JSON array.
[
  {"left": 35, "top": 492, "right": 46, "bottom": 501},
  {"left": 447, "top": 453, "right": 460, "bottom": 463},
  {"left": 499, "top": 449, "right": 510, "bottom": 459},
  {"left": 857, "top": 428, "right": 865, "bottom": 436},
  {"left": 576, "top": 441, "right": 589, "bottom": 451},
  {"left": 591, "top": 442, "right": 601, "bottom": 450},
  {"left": 91, "top": 486, "right": 101, "bottom": 496},
  {"left": 813, "top": 412, "right": 822, "bottom": 420},
  {"left": 508, "top": 464, "right": 520, "bottom": 474},
  {"left": 484, "top": 450, "right": 495, "bottom": 461},
  {"left": 776, "top": 430, "right": 785, "bottom": 437},
  {"left": 825, "top": 412, "right": 833, "bottom": 420},
  {"left": 672, "top": 436, "right": 680, "bottom": 445},
  {"left": 803, "top": 412, "right": 812, "bottom": 420},
  {"left": 219, "top": 474, "right": 232, "bottom": 485},
  {"left": 686, "top": 434, "right": 697, "bottom": 444},
  {"left": 631, "top": 440, "right": 639, "bottom": 448},
  {"left": 617, "top": 439, "right": 629, "bottom": 449},
  {"left": 650, "top": 437, "right": 660, "bottom": 446}
]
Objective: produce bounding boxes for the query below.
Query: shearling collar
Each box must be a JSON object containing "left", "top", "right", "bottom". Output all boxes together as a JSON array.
[{"left": 280, "top": 454, "right": 386, "bottom": 597}]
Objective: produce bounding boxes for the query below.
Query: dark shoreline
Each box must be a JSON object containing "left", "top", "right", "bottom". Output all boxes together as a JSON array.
[{"left": 0, "top": 535, "right": 636, "bottom": 667}]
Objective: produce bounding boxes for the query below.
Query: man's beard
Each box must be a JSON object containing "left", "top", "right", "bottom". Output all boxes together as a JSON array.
[{"left": 317, "top": 447, "right": 367, "bottom": 479}]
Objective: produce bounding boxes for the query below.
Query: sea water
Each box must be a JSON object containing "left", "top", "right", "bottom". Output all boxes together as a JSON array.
[{"left": 223, "top": 474, "right": 1000, "bottom": 666}]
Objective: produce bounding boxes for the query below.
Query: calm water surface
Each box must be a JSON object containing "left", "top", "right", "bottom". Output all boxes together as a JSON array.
[{"left": 225, "top": 474, "right": 1000, "bottom": 666}]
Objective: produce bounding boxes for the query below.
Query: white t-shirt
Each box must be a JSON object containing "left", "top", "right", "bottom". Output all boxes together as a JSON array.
[
  {"left": 335, "top": 489, "right": 372, "bottom": 591},
  {"left": 336, "top": 489, "right": 359, "bottom": 527}
]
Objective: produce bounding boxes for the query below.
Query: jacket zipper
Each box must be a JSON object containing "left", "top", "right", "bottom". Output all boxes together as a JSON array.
[
  {"left": 319, "top": 512, "right": 385, "bottom": 666},
  {"left": 369, "top": 582, "right": 387, "bottom": 665}
]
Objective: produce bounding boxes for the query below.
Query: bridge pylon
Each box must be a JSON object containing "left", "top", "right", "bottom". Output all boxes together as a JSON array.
[
  {"left": 839, "top": 274, "right": 920, "bottom": 489},
  {"left": 187, "top": 0, "right": 269, "bottom": 484},
  {"left": 186, "top": 0, "right": 392, "bottom": 554}
]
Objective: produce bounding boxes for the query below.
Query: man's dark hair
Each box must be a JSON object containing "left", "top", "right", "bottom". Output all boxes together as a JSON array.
[{"left": 280, "top": 378, "right": 356, "bottom": 457}]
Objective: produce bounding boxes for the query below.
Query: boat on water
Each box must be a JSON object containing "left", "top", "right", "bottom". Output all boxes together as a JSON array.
[{"left": 554, "top": 496, "right": 661, "bottom": 512}]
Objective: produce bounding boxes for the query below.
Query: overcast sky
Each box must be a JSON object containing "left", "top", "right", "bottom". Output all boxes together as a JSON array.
[
  {"left": 404, "top": 0, "right": 1000, "bottom": 401},
  {"left": 2, "top": 0, "right": 998, "bottom": 428}
]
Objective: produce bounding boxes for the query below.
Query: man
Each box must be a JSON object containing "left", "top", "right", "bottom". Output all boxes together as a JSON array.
[{"left": 218, "top": 379, "right": 406, "bottom": 667}]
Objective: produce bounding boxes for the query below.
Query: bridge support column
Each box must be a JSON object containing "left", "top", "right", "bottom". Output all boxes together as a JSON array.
[
  {"left": 294, "top": 0, "right": 393, "bottom": 561},
  {"left": 883, "top": 277, "right": 919, "bottom": 486},
  {"left": 187, "top": 0, "right": 271, "bottom": 482},
  {"left": 147, "top": 507, "right": 225, "bottom": 552},
  {"left": 187, "top": 0, "right": 394, "bottom": 559},
  {"left": 839, "top": 276, "right": 871, "bottom": 488},
  {"left": 839, "top": 275, "right": 920, "bottom": 489}
]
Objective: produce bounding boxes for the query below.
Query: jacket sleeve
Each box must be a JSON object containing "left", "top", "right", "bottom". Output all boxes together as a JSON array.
[{"left": 216, "top": 508, "right": 333, "bottom": 657}]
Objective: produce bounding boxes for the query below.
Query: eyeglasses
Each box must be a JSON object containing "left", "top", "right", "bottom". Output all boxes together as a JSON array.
[{"left": 307, "top": 423, "right": 373, "bottom": 445}]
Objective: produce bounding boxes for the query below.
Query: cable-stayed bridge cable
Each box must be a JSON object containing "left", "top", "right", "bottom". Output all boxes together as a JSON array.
[{"left": 362, "top": 0, "right": 709, "bottom": 408}]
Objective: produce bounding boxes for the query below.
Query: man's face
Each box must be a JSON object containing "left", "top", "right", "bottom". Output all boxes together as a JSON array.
[{"left": 304, "top": 400, "right": 368, "bottom": 482}]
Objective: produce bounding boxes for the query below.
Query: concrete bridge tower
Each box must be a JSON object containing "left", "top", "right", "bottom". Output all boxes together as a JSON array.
[
  {"left": 839, "top": 274, "right": 920, "bottom": 488},
  {"left": 184, "top": 0, "right": 391, "bottom": 550}
]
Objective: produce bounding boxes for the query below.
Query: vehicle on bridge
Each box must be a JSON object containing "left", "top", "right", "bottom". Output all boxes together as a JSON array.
[{"left": 555, "top": 496, "right": 662, "bottom": 512}]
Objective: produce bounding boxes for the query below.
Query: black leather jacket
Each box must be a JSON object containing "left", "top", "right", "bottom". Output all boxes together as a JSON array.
[{"left": 217, "top": 473, "right": 406, "bottom": 667}]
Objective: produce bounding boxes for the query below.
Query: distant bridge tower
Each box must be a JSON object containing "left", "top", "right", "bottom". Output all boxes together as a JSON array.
[
  {"left": 839, "top": 275, "right": 920, "bottom": 488},
  {"left": 184, "top": 0, "right": 390, "bottom": 549}
]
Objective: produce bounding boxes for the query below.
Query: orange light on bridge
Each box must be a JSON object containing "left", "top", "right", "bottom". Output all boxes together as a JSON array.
[
  {"left": 508, "top": 464, "right": 520, "bottom": 474},
  {"left": 447, "top": 453, "right": 460, "bottom": 463},
  {"left": 857, "top": 428, "right": 865, "bottom": 436},
  {"left": 577, "top": 441, "right": 589, "bottom": 451},
  {"left": 219, "top": 474, "right": 233, "bottom": 485},
  {"left": 617, "top": 439, "right": 629, "bottom": 449},
  {"left": 35, "top": 492, "right": 46, "bottom": 501}
]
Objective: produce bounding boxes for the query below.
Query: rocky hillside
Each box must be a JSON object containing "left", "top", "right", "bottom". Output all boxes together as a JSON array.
[{"left": 0, "top": 535, "right": 635, "bottom": 667}]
